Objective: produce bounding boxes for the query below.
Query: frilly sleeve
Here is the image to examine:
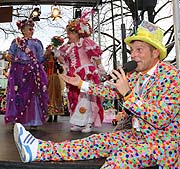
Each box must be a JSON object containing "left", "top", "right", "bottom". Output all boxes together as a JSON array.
[
  {"left": 83, "top": 37, "right": 102, "bottom": 62},
  {"left": 8, "top": 39, "right": 17, "bottom": 57},
  {"left": 59, "top": 45, "right": 66, "bottom": 57},
  {"left": 58, "top": 45, "right": 69, "bottom": 63}
]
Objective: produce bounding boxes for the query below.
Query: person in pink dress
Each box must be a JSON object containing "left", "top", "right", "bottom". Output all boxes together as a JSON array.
[{"left": 56, "top": 11, "right": 106, "bottom": 133}]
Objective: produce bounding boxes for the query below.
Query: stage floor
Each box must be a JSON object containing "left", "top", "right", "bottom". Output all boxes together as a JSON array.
[
  {"left": 0, "top": 115, "right": 158, "bottom": 169},
  {"left": 0, "top": 115, "right": 114, "bottom": 168}
]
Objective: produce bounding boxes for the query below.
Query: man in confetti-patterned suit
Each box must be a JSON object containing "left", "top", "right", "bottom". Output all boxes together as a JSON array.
[{"left": 13, "top": 21, "right": 179, "bottom": 168}]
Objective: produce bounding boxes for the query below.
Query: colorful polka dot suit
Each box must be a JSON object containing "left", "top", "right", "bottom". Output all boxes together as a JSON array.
[{"left": 36, "top": 62, "right": 179, "bottom": 168}]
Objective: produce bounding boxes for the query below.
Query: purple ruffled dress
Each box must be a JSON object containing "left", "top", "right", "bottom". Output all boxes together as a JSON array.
[{"left": 4, "top": 37, "right": 49, "bottom": 126}]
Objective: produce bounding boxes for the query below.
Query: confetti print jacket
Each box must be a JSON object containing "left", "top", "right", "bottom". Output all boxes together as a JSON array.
[{"left": 87, "top": 61, "right": 180, "bottom": 167}]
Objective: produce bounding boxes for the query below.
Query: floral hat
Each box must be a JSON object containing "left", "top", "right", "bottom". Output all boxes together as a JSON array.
[
  {"left": 51, "top": 36, "right": 64, "bottom": 47},
  {"left": 16, "top": 19, "right": 35, "bottom": 30},
  {"left": 124, "top": 20, "right": 167, "bottom": 60},
  {"left": 66, "top": 10, "right": 93, "bottom": 37}
]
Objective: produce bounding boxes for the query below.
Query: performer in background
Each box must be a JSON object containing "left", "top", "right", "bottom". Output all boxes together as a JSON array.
[
  {"left": 3, "top": 19, "right": 48, "bottom": 130},
  {"left": 0, "top": 61, "right": 11, "bottom": 115},
  {"left": 13, "top": 21, "right": 179, "bottom": 168},
  {"left": 44, "top": 36, "right": 64, "bottom": 122},
  {"left": 2, "top": 62, "right": 11, "bottom": 78},
  {"left": 55, "top": 11, "right": 106, "bottom": 133}
]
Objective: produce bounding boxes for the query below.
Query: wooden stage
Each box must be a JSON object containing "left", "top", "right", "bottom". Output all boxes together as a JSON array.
[{"left": 0, "top": 115, "right": 158, "bottom": 169}]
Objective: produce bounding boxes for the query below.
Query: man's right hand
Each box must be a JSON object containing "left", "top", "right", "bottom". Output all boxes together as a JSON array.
[{"left": 59, "top": 73, "right": 82, "bottom": 87}]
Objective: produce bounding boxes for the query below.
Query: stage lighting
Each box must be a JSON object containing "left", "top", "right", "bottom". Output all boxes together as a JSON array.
[
  {"left": 30, "top": 7, "right": 41, "bottom": 21},
  {"left": 137, "top": 0, "right": 157, "bottom": 10},
  {"left": 74, "top": 8, "right": 82, "bottom": 19},
  {"left": 51, "top": 5, "right": 61, "bottom": 21}
]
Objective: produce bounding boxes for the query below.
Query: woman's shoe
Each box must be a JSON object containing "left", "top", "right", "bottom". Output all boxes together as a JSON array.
[
  {"left": 47, "top": 115, "right": 53, "bottom": 122},
  {"left": 29, "top": 126, "right": 38, "bottom": 131},
  {"left": 70, "top": 125, "right": 83, "bottom": 132},
  {"left": 81, "top": 124, "right": 92, "bottom": 133},
  {"left": 13, "top": 123, "right": 38, "bottom": 163},
  {"left": 53, "top": 115, "right": 58, "bottom": 122}
]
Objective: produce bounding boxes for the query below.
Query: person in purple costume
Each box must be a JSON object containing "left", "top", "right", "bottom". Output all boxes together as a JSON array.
[{"left": 3, "top": 19, "right": 48, "bottom": 130}]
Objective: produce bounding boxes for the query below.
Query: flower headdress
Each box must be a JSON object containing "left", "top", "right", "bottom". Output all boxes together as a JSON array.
[
  {"left": 66, "top": 10, "right": 94, "bottom": 37},
  {"left": 16, "top": 19, "right": 35, "bottom": 30},
  {"left": 51, "top": 36, "right": 64, "bottom": 47}
]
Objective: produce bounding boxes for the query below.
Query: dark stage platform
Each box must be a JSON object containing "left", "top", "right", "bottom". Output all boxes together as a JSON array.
[{"left": 0, "top": 115, "right": 158, "bottom": 169}]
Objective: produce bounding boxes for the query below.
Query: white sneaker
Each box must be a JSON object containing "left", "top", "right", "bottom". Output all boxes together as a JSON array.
[
  {"left": 13, "top": 123, "right": 38, "bottom": 163},
  {"left": 70, "top": 125, "right": 83, "bottom": 132},
  {"left": 81, "top": 124, "right": 92, "bottom": 133}
]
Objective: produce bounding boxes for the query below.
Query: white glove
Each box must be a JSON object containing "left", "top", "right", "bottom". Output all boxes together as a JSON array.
[{"left": 52, "top": 48, "right": 60, "bottom": 58}]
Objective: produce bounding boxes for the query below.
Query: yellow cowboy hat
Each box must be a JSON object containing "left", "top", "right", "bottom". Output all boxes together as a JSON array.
[{"left": 124, "top": 20, "right": 167, "bottom": 60}]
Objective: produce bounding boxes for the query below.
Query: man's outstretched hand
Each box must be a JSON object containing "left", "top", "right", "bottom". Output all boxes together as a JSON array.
[{"left": 59, "top": 73, "right": 81, "bottom": 87}]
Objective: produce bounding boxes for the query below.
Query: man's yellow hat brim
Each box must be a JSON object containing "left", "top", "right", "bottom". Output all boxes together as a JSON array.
[{"left": 124, "top": 26, "right": 167, "bottom": 60}]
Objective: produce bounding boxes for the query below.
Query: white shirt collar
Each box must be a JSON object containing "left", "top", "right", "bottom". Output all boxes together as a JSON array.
[{"left": 140, "top": 61, "right": 159, "bottom": 76}]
